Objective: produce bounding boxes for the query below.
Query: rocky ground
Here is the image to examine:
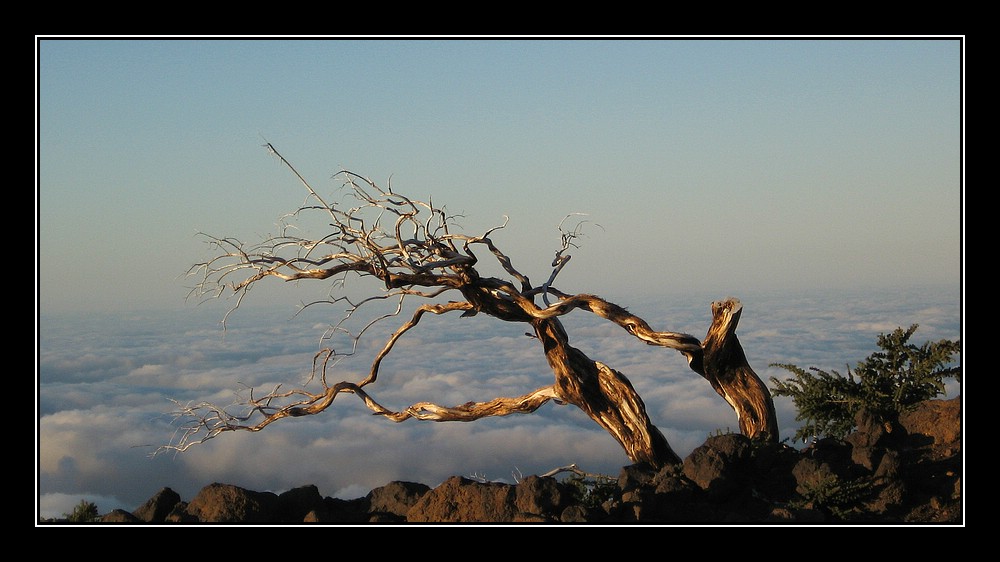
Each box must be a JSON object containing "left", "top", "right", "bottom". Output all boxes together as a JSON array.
[{"left": 46, "top": 397, "right": 961, "bottom": 525}]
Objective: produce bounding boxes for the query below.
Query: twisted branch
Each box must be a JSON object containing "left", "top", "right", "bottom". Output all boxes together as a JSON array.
[{"left": 163, "top": 144, "right": 777, "bottom": 466}]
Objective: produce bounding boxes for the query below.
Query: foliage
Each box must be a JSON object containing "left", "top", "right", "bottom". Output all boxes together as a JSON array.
[
  {"left": 791, "top": 474, "right": 874, "bottom": 519},
  {"left": 770, "top": 324, "right": 961, "bottom": 442},
  {"left": 64, "top": 499, "right": 99, "bottom": 523},
  {"left": 563, "top": 473, "right": 618, "bottom": 509}
]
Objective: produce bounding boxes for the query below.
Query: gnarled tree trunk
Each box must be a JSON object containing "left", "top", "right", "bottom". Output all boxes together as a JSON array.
[
  {"left": 685, "top": 298, "right": 778, "bottom": 443},
  {"left": 533, "top": 316, "right": 682, "bottom": 467}
]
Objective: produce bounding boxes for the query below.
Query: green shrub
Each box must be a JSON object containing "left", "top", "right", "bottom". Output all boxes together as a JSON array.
[
  {"left": 563, "top": 473, "right": 618, "bottom": 509},
  {"left": 770, "top": 324, "right": 960, "bottom": 442},
  {"left": 792, "top": 474, "right": 874, "bottom": 519},
  {"left": 65, "top": 499, "right": 99, "bottom": 523}
]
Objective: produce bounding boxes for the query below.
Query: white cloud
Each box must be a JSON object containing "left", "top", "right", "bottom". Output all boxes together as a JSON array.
[{"left": 37, "top": 285, "right": 962, "bottom": 515}]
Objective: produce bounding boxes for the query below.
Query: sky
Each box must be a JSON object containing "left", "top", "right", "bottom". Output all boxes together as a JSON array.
[
  {"left": 38, "top": 37, "right": 962, "bottom": 314},
  {"left": 36, "top": 37, "right": 964, "bottom": 522}
]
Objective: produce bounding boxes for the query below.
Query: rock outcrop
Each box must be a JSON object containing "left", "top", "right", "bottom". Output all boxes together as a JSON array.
[{"left": 88, "top": 397, "right": 961, "bottom": 524}]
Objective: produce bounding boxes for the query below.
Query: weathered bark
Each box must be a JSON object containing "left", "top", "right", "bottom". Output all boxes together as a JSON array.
[
  {"left": 534, "top": 292, "right": 777, "bottom": 446},
  {"left": 685, "top": 298, "right": 779, "bottom": 442},
  {"left": 533, "top": 316, "right": 682, "bottom": 467}
]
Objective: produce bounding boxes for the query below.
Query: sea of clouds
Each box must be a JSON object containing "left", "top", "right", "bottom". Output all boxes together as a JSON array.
[{"left": 37, "top": 284, "right": 961, "bottom": 520}]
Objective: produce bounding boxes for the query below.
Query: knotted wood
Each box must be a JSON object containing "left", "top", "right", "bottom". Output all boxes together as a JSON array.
[
  {"left": 533, "top": 316, "right": 682, "bottom": 467},
  {"left": 686, "top": 298, "right": 778, "bottom": 442}
]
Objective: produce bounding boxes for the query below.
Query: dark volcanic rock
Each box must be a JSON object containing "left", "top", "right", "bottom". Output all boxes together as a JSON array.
[
  {"left": 276, "top": 485, "right": 326, "bottom": 523},
  {"left": 899, "top": 397, "right": 962, "bottom": 459},
  {"left": 406, "top": 476, "right": 518, "bottom": 523},
  {"left": 683, "top": 433, "right": 752, "bottom": 500},
  {"left": 184, "top": 483, "right": 279, "bottom": 523},
  {"left": 514, "top": 475, "right": 569, "bottom": 521},
  {"left": 367, "top": 481, "right": 431, "bottom": 522},
  {"left": 133, "top": 487, "right": 181, "bottom": 523}
]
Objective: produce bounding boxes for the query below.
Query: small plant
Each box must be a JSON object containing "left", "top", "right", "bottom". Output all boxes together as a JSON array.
[
  {"left": 770, "top": 324, "right": 961, "bottom": 442},
  {"left": 64, "top": 499, "right": 99, "bottom": 522},
  {"left": 792, "top": 474, "right": 873, "bottom": 519},
  {"left": 564, "top": 473, "right": 618, "bottom": 509},
  {"left": 707, "top": 427, "right": 734, "bottom": 439}
]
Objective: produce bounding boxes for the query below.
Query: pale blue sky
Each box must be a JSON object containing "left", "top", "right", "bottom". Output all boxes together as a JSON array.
[{"left": 38, "top": 37, "right": 963, "bottom": 314}]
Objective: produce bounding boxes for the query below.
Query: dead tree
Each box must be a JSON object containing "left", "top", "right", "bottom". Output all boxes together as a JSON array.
[{"left": 163, "top": 144, "right": 777, "bottom": 468}]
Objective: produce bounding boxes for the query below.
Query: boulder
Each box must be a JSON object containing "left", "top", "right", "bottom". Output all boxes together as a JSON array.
[
  {"left": 276, "top": 485, "right": 325, "bottom": 523},
  {"left": 406, "top": 476, "right": 518, "bottom": 523},
  {"left": 367, "top": 481, "right": 431, "bottom": 520},
  {"left": 183, "top": 483, "right": 279, "bottom": 523},
  {"left": 133, "top": 487, "right": 181, "bottom": 523}
]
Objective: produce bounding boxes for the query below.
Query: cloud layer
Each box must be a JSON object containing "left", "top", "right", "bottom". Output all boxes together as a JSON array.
[{"left": 37, "top": 284, "right": 961, "bottom": 519}]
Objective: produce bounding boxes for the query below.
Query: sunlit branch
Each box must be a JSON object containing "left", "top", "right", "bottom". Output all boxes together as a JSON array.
[{"left": 166, "top": 144, "right": 779, "bottom": 466}]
